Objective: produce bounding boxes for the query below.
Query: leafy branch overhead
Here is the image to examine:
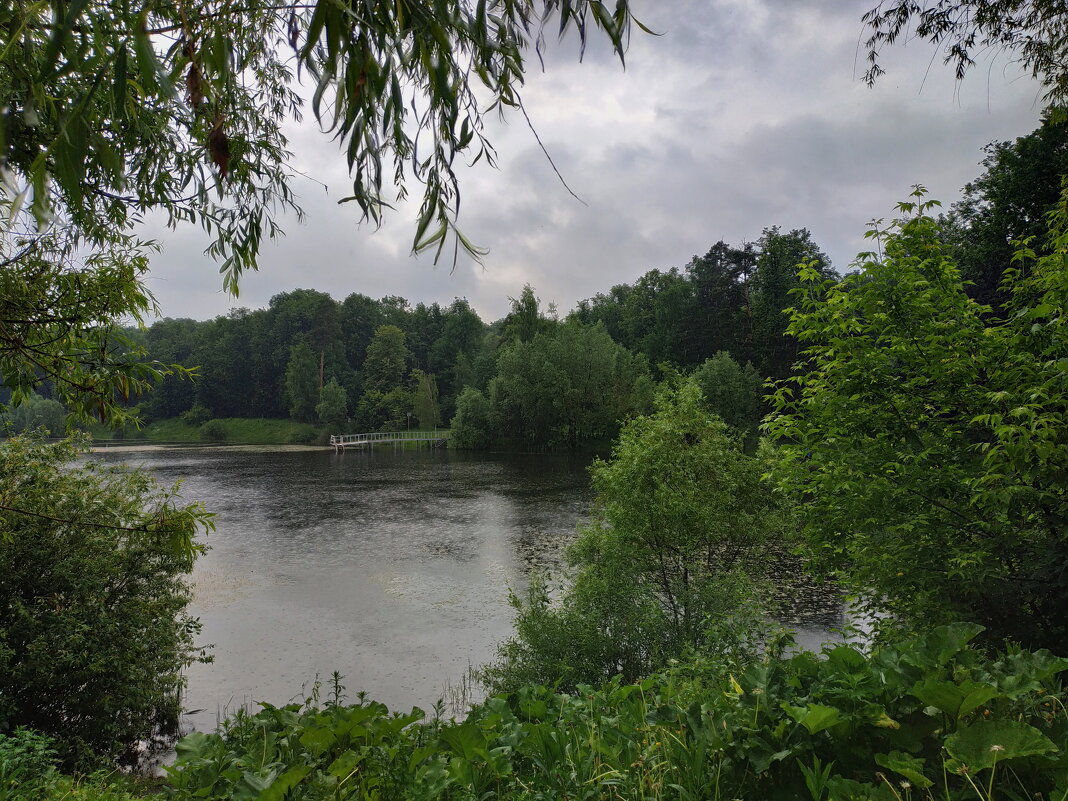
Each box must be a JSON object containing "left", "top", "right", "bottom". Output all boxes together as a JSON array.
[
  {"left": 1, "top": 1, "right": 640, "bottom": 290},
  {"left": 863, "top": 1, "right": 1068, "bottom": 106}
]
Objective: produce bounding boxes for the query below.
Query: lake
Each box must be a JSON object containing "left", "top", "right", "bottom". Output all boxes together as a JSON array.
[{"left": 92, "top": 444, "right": 844, "bottom": 734}]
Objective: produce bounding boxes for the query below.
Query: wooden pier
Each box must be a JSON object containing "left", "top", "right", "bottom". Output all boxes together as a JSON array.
[{"left": 329, "top": 430, "right": 448, "bottom": 452}]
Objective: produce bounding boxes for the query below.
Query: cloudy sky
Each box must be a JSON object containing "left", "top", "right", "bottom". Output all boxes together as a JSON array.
[{"left": 142, "top": 0, "right": 1046, "bottom": 324}]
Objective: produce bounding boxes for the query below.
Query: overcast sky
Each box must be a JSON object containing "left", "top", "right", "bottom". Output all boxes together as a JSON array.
[{"left": 141, "top": 0, "right": 1045, "bottom": 324}]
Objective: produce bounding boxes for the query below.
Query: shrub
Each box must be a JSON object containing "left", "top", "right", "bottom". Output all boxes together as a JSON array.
[
  {"left": 0, "top": 435, "right": 212, "bottom": 768},
  {"left": 179, "top": 403, "right": 212, "bottom": 427},
  {"left": 450, "top": 387, "right": 494, "bottom": 449},
  {"left": 767, "top": 191, "right": 1068, "bottom": 648},
  {"left": 484, "top": 381, "right": 780, "bottom": 692},
  {"left": 0, "top": 729, "right": 60, "bottom": 800},
  {"left": 198, "top": 419, "right": 227, "bottom": 442}
]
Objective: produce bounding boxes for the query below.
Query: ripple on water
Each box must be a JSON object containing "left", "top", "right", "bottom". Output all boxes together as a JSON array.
[{"left": 90, "top": 446, "right": 845, "bottom": 735}]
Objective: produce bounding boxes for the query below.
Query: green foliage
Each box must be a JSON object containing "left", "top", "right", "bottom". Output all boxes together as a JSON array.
[
  {"left": 361, "top": 325, "right": 410, "bottom": 395},
  {"left": 502, "top": 285, "right": 556, "bottom": 344},
  {"left": 491, "top": 320, "right": 652, "bottom": 448},
  {"left": 0, "top": 393, "right": 66, "bottom": 435},
  {"left": 0, "top": 435, "right": 212, "bottom": 768},
  {"left": 573, "top": 232, "right": 833, "bottom": 379},
  {"left": 199, "top": 419, "right": 228, "bottom": 442},
  {"left": 485, "top": 381, "right": 778, "bottom": 692},
  {"left": 0, "top": 232, "right": 190, "bottom": 427},
  {"left": 354, "top": 387, "right": 412, "bottom": 431},
  {"left": 316, "top": 378, "right": 349, "bottom": 430},
  {"left": 691, "top": 351, "right": 764, "bottom": 447},
  {"left": 409, "top": 369, "right": 441, "bottom": 429},
  {"left": 451, "top": 388, "right": 495, "bottom": 449},
  {"left": 943, "top": 117, "right": 1068, "bottom": 309},
  {"left": 766, "top": 188, "right": 1068, "bottom": 649},
  {"left": 863, "top": 1, "right": 1068, "bottom": 106},
  {"left": 0, "top": 728, "right": 60, "bottom": 800},
  {"left": 3, "top": 1, "right": 638, "bottom": 285},
  {"left": 750, "top": 227, "right": 833, "bottom": 379},
  {"left": 178, "top": 402, "right": 212, "bottom": 427},
  {"left": 285, "top": 342, "right": 320, "bottom": 423},
  {"left": 165, "top": 627, "right": 1068, "bottom": 801}
]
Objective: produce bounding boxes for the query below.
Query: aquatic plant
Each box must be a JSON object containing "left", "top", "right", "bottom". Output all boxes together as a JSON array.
[{"left": 167, "top": 624, "right": 1068, "bottom": 801}]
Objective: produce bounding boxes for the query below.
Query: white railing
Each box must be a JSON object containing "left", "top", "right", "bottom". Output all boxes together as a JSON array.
[{"left": 329, "top": 430, "right": 449, "bottom": 449}]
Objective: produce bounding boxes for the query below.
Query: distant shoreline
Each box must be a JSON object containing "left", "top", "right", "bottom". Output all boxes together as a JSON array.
[{"left": 89, "top": 442, "right": 326, "bottom": 454}]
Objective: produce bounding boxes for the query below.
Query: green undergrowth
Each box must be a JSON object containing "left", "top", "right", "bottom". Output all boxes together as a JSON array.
[
  {"left": 162, "top": 624, "right": 1068, "bottom": 801},
  {"left": 0, "top": 729, "right": 163, "bottom": 799}
]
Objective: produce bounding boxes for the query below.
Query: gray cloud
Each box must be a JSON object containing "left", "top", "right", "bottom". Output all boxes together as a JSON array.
[{"left": 140, "top": 1, "right": 1044, "bottom": 324}]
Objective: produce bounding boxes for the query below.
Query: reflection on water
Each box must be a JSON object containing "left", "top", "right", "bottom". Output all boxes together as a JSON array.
[
  {"left": 92, "top": 445, "right": 844, "bottom": 734},
  {"left": 93, "top": 447, "right": 594, "bottom": 733}
]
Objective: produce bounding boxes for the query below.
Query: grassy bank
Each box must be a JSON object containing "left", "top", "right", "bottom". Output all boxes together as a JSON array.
[
  {"left": 90, "top": 418, "right": 452, "bottom": 447},
  {"left": 90, "top": 417, "right": 324, "bottom": 445}
]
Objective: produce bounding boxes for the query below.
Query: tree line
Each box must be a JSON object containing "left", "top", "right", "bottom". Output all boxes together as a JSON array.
[
  {"left": 13, "top": 114, "right": 1065, "bottom": 450},
  {"left": 112, "top": 225, "right": 826, "bottom": 448}
]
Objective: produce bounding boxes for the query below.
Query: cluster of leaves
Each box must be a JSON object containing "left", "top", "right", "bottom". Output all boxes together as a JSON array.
[
  {"left": 166, "top": 624, "right": 1068, "bottom": 801},
  {"left": 862, "top": 1, "right": 1068, "bottom": 107},
  {"left": 482, "top": 381, "right": 778, "bottom": 692},
  {"left": 0, "top": 728, "right": 151, "bottom": 800},
  {"left": 0, "top": 435, "right": 213, "bottom": 769},
  {"left": 0, "top": 228, "right": 192, "bottom": 425},
  {"left": 2, "top": 0, "right": 638, "bottom": 284},
  {"left": 572, "top": 228, "right": 834, "bottom": 381},
  {"left": 766, "top": 187, "right": 1068, "bottom": 650},
  {"left": 454, "top": 289, "right": 654, "bottom": 449}
]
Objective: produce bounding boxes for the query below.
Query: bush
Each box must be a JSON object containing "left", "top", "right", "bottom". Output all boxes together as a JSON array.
[
  {"left": 179, "top": 403, "right": 212, "bottom": 427},
  {"left": 0, "top": 729, "right": 60, "bottom": 800},
  {"left": 450, "top": 387, "right": 494, "bottom": 449},
  {"left": 767, "top": 191, "right": 1068, "bottom": 648},
  {"left": 484, "top": 381, "right": 780, "bottom": 692},
  {"left": 0, "top": 436, "right": 211, "bottom": 768},
  {"left": 198, "top": 419, "right": 227, "bottom": 442}
]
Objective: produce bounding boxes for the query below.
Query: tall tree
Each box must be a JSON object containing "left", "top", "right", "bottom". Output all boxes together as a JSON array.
[
  {"left": 285, "top": 342, "right": 319, "bottom": 422},
  {"left": 316, "top": 378, "right": 348, "bottom": 430},
  {"left": 684, "top": 242, "right": 755, "bottom": 366},
  {"left": 943, "top": 117, "right": 1068, "bottom": 310},
  {"left": 766, "top": 190, "right": 1068, "bottom": 650},
  {"left": 361, "top": 325, "right": 410, "bottom": 395},
  {"left": 502, "top": 285, "right": 555, "bottom": 344},
  {"left": 750, "top": 227, "right": 832, "bottom": 379},
  {"left": 410, "top": 369, "right": 441, "bottom": 429}
]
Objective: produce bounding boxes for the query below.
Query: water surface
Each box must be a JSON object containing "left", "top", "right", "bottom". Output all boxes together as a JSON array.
[
  {"left": 93, "top": 444, "right": 844, "bottom": 734},
  {"left": 94, "top": 446, "right": 593, "bottom": 732}
]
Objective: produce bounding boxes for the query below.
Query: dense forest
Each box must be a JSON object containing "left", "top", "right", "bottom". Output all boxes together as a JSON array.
[{"left": 119, "top": 220, "right": 831, "bottom": 448}]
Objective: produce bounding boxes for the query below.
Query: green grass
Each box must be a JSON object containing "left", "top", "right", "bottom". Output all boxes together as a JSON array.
[
  {"left": 91, "top": 419, "right": 452, "bottom": 446},
  {"left": 91, "top": 417, "right": 325, "bottom": 445}
]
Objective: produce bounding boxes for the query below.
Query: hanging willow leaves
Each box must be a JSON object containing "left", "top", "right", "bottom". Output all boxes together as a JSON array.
[{"left": 2, "top": 1, "right": 641, "bottom": 292}]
